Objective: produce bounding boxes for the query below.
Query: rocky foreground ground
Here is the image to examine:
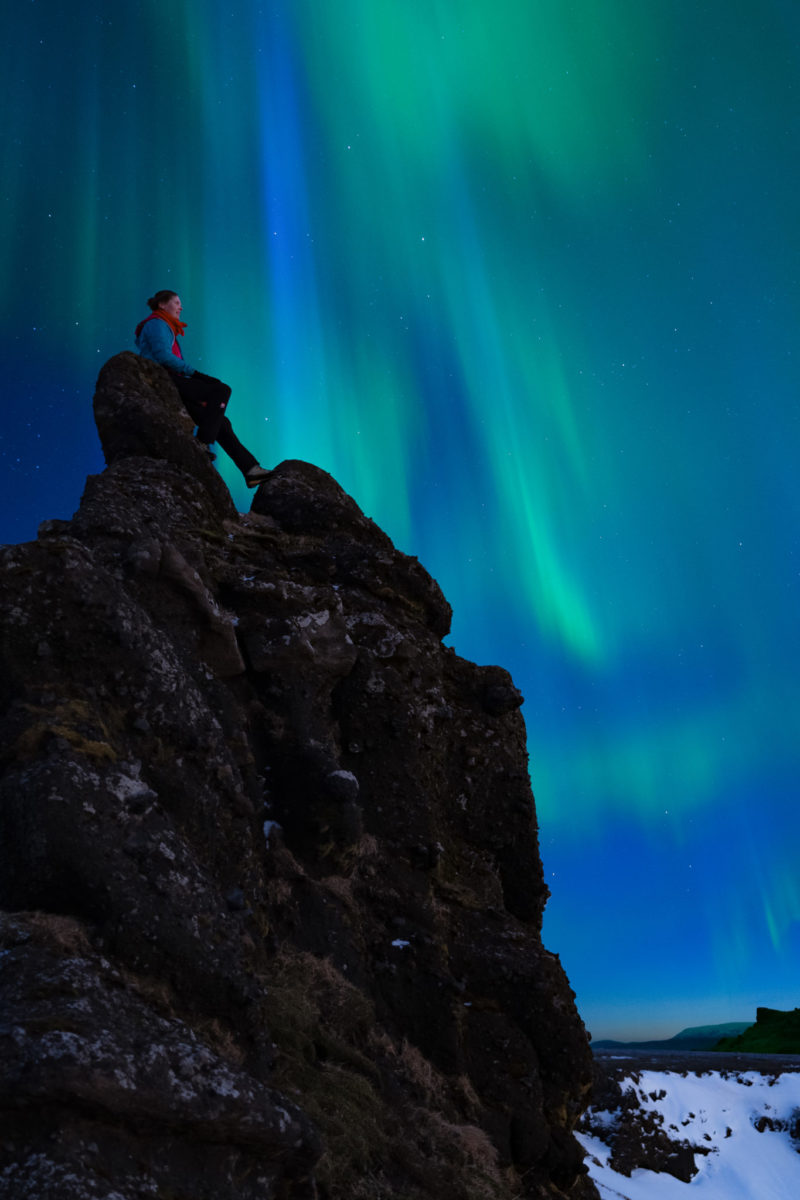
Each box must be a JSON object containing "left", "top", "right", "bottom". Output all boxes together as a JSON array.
[{"left": 581, "top": 1048, "right": 800, "bottom": 1183}]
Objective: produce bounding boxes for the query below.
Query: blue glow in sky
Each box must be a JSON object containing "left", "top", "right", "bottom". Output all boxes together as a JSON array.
[{"left": 2, "top": 0, "right": 799, "bottom": 1040}]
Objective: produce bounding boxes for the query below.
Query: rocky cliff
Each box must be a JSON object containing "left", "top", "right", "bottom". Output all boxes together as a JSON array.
[
  {"left": 714, "top": 1007, "right": 800, "bottom": 1053},
  {"left": 0, "top": 353, "right": 597, "bottom": 1200}
]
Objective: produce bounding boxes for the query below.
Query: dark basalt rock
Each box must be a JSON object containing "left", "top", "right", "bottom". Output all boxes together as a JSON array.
[
  {"left": 0, "top": 352, "right": 597, "bottom": 1200},
  {"left": 251, "top": 458, "right": 453, "bottom": 639}
]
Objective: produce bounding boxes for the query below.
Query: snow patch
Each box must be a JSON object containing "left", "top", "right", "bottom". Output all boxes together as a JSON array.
[
  {"left": 263, "top": 820, "right": 282, "bottom": 846},
  {"left": 581, "top": 1068, "right": 800, "bottom": 1200}
]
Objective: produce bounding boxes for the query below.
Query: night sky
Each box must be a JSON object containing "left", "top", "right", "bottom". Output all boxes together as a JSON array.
[{"left": 2, "top": 1, "right": 799, "bottom": 1041}]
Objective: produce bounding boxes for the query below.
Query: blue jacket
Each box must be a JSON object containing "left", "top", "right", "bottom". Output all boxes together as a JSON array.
[{"left": 135, "top": 316, "right": 196, "bottom": 377}]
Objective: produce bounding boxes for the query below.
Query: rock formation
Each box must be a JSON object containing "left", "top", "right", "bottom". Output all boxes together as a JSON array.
[
  {"left": 714, "top": 1007, "right": 800, "bottom": 1053},
  {"left": 0, "top": 352, "right": 597, "bottom": 1199}
]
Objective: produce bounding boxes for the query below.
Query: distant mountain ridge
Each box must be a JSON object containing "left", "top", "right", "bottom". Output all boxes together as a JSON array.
[{"left": 593, "top": 1021, "right": 751, "bottom": 1052}]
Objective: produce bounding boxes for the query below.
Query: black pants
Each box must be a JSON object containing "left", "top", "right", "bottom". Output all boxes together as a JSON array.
[{"left": 166, "top": 369, "right": 258, "bottom": 475}]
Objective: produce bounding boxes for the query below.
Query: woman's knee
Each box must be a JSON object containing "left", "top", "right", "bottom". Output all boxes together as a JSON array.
[
  {"left": 209, "top": 379, "right": 232, "bottom": 408},
  {"left": 192, "top": 372, "right": 231, "bottom": 401}
]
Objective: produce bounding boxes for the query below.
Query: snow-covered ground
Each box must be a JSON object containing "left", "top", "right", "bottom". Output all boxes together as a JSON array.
[{"left": 579, "top": 1068, "right": 800, "bottom": 1199}]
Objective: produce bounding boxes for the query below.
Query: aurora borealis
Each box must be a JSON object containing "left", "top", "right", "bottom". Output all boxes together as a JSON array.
[{"left": 2, "top": 1, "right": 799, "bottom": 1041}]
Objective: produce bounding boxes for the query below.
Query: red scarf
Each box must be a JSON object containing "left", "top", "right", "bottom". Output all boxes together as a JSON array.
[{"left": 134, "top": 311, "right": 187, "bottom": 358}]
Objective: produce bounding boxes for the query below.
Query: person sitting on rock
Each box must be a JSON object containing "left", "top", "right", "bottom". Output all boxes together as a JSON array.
[{"left": 135, "top": 290, "right": 270, "bottom": 488}]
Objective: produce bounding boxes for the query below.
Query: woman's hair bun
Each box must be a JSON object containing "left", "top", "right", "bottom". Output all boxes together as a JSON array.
[{"left": 147, "top": 290, "right": 177, "bottom": 311}]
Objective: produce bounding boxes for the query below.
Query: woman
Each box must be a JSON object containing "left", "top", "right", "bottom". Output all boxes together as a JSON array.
[{"left": 135, "top": 290, "right": 270, "bottom": 487}]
